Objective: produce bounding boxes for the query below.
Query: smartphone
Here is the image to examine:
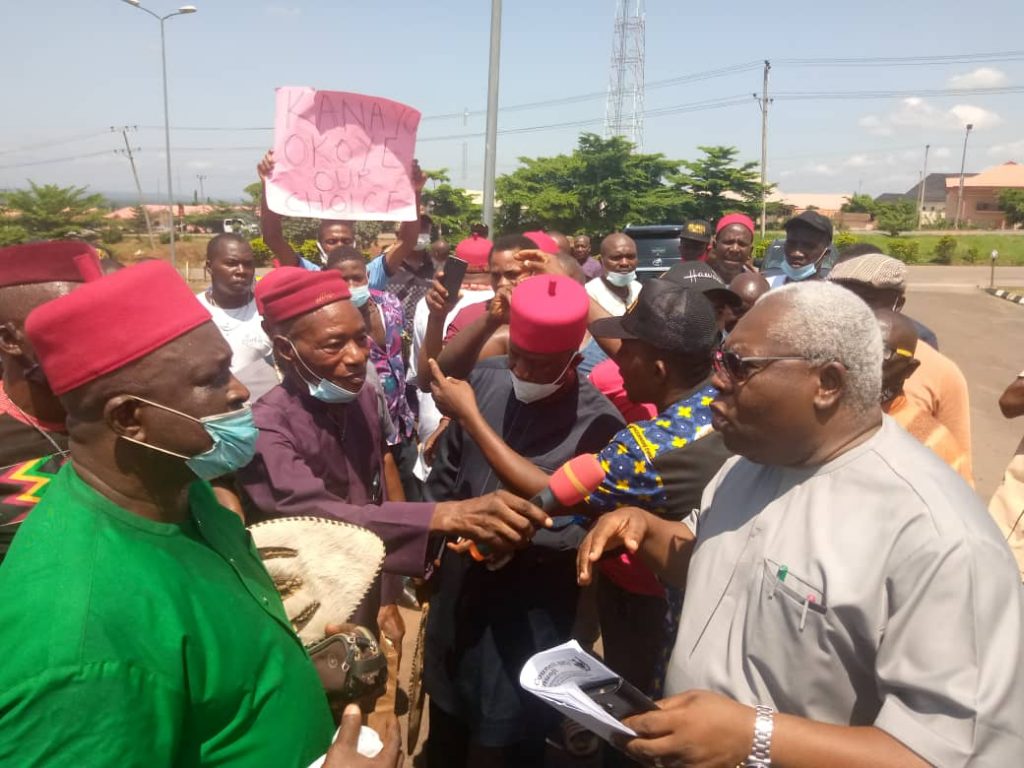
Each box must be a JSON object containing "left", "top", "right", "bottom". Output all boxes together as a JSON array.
[
  {"left": 441, "top": 255, "right": 469, "bottom": 301},
  {"left": 579, "top": 676, "right": 658, "bottom": 721}
]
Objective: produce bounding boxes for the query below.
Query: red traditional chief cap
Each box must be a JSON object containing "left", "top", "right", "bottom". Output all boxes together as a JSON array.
[
  {"left": 0, "top": 240, "right": 102, "bottom": 288},
  {"left": 715, "top": 213, "right": 755, "bottom": 235},
  {"left": 255, "top": 267, "right": 351, "bottom": 325},
  {"left": 523, "top": 231, "right": 560, "bottom": 255},
  {"left": 509, "top": 275, "right": 588, "bottom": 354},
  {"left": 454, "top": 234, "right": 493, "bottom": 268},
  {"left": 24, "top": 260, "right": 212, "bottom": 396}
]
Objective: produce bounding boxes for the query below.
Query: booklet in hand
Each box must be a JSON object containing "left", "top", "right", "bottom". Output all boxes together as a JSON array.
[{"left": 519, "top": 640, "right": 657, "bottom": 744}]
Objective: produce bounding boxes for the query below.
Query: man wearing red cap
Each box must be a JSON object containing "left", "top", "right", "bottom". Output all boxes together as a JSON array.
[
  {"left": 0, "top": 260, "right": 363, "bottom": 766},
  {"left": 0, "top": 240, "right": 100, "bottom": 563},
  {"left": 420, "top": 275, "right": 625, "bottom": 767},
  {"left": 708, "top": 212, "right": 756, "bottom": 283},
  {"left": 237, "top": 267, "right": 550, "bottom": 607}
]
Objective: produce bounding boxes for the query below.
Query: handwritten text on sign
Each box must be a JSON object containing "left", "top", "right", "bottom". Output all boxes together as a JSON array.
[{"left": 265, "top": 87, "right": 421, "bottom": 221}]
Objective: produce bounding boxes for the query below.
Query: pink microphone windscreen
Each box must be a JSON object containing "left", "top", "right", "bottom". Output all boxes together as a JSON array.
[{"left": 549, "top": 453, "right": 606, "bottom": 507}]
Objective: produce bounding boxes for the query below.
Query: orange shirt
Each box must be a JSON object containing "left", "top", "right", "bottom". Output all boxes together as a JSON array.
[
  {"left": 885, "top": 395, "right": 973, "bottom": 487},
  {"left": 902, "top": 340, "right": 973, "bottom": 484}
]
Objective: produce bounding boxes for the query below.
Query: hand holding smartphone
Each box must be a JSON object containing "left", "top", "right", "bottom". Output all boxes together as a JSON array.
[{"left": 440, "top": 256, "right": 469, "bottom": 305}]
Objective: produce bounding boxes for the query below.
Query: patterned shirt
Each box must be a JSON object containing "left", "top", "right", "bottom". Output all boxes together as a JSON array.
[
  {"left": 586, "top": 384, "right": 718, "bottom": 516},
  {"left": 368, "top": 290, "right": 416, "bottom": 442},
  {"left": 0, "top": 383, "right": 70, "bottom": 563}
]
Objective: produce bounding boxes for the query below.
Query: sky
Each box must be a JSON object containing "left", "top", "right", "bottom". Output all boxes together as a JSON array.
[{"left": 3, "top": 0, "right": 1024, "bottom": 204}]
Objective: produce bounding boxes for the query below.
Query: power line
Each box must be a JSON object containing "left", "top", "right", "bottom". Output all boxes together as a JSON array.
[
  {"left": 0, "top": 149, "right": 116, "bottom": 170},
  {"left": 0, "top": 130, "right": 111, "bottom": 157},
  {"left": 774, "top": 85, "right": 1024, "bottom": 100},
  {"left": 776, "top": 50, "right": 1024, "bottom": 67}
]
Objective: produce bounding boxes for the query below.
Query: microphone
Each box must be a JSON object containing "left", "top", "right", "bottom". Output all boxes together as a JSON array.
[{"left": 469, "top": 453, "right": 607, "bottom": 562}]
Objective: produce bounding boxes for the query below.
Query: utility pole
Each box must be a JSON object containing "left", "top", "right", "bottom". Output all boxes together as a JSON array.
[
  {"left": 916, "top": 144, "right": 930, "bottom": 230},
  {"left": 196, "top": 173, "right": 207, "bottom": 202},
  {"left": 954, "top": 124, "right": 973, "bottom": 229},
  {"left": 481, "top": 0, "right": 502, "bottom": 233},
  {"left": 112, "top": 125, "right": 155, "bottom": 250},
  {"left": 461, "top": 108, "right": 469, "bottom": 182},
  {"left": 754, "top": 60, "right": 772, "bottom": 238}
]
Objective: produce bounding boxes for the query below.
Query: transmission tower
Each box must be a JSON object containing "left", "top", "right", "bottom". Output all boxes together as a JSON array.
[{"left": 604, "top": 0, "right": 645, "bottom": 149}]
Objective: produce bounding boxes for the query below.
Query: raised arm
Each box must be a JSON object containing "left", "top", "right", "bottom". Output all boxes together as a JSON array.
[
  {"left": 429, "top": 289, "right": 510, "bottom": 387},
  {"left": 428, "top": 359, "right": 550, "bottom": 498},
  {"left": 381, "top": 160, "right": 427, "bottom": 277},
  {"left": 257, "top": 150, "right": 300, "bottom": 267}
]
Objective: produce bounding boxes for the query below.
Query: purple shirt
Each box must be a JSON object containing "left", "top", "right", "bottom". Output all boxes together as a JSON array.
[
  {"left": 238, "top": 378, "right": 435, "bottom": 621},
  {"left": 581, "top": 258, "right": 604, "bottom": 281}
]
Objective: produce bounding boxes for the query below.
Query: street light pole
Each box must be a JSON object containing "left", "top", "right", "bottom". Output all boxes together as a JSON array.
[
  {"left": 954, "top": 123, "right": 973, "bottom": 230},
  {"left": 121, "top": 1, "right": 197, "bottom": 272},
  {"left": 481, "top": 0, "right": 502, "bottom": 234}
]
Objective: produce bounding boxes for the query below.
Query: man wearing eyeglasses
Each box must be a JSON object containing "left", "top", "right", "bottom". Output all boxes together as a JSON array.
[
  {"left": 875, "top": 308, "right": 970, "bottom": 483},
  {"left": 577, "top": 281, "right": 1023, "bottom": 768}
]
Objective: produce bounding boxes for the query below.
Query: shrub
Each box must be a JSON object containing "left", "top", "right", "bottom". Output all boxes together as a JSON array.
[
  {"left": 887, "top": 239, "right": 920, "bottom": 263},
  {"left": 249, "top": 237, "right": 274, "bottom": 266},
  {"left": 963, "top": 246, "right": 980, "bottom": 264},
  {"left": 0, "top": 224, "right": 29, "bottom": 247},
  {"left": 833, "top": 231, "right": 859, "bottom": 250},
  {"left": 753, "top": 237, "right": 771, "bottom": 262},
  {"left": 296, "top": 239, "right": 323, "bottom": 264},
  {"left": 932, "top": 235, "right": 957, "bottom": 265},
  {"left": 159, "top": 232, "right": 171, "bottom": 245},
  {"left": 99, "top": 225, "right": 124, "bottom": 244}
]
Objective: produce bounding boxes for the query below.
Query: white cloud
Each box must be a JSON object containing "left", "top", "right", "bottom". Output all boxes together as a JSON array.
[
  {"left": 858, "top": 98, "right": 1000, "bottom": 136},
  {"left": 933, "top": 146, "right": 952, "bottom": 159},
  {"left": 266, "top": 5, "right": 301, "bottom": 17},
  {"left": 186, "top": 160, "right": 212, "bottom": 170},
  {"left": 988, "top": 138, "right": 1024, "bottom": 159},
  {"left": 949, "top": 67, "right": 1008, "bottom": 89},
  {"left": 843, "top": 153, "right": 874, "bottom": 168}
]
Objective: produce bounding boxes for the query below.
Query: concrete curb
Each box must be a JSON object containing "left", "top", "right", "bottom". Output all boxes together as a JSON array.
[{"left": 985, "top": 287, "right": 1024, "bottom": 306}]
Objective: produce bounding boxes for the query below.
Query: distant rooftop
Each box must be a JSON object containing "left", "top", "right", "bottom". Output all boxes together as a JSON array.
[{"left": 944, "top": 161, "right": 1024, "bottom": 189}]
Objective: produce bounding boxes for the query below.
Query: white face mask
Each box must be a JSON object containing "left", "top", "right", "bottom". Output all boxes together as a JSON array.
[
  {"left": 605, "top": 270, "right": 636, "bottom": 288},
  {"left": 415, "top": 233, "right": 431, "bottom": 251},
  {"left": 509, "top": 356, "right": 574, "bottom": 404}
]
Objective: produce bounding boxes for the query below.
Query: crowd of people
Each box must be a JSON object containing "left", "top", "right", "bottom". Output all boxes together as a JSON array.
[{"left": 0, "top": 155, "right": 1022, "bottom": 768}]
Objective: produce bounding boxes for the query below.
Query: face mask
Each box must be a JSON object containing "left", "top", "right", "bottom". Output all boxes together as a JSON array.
[
  {"left": 415, "top": 233, "right": 431, "bottom": 251},
  {"left": 350, "top": 284, "right": 371, "bottom": 308},
  {"left": 286, "top": 339, "right": 362, "bottom": 404},
  {"left": 605, "top": 270, "right": 636, "bottom": 288},
  {"left": 781, "top": 259, "right": 818, "bottom": 282},
  {"left": 509, "top": 356, "right": 574, "bottom": 404},
  {"left": 121, "top": 397, "right": 258, "bottom": 480}
]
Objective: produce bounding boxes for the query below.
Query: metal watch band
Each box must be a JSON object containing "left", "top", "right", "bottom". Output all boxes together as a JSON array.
[{"left": 744, "top": 704, "right": 774, "bottom": 768}]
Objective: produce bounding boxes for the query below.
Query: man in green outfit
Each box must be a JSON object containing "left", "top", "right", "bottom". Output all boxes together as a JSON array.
[{"left": 0, "top": 260, "right": 398, "bottom": 767}]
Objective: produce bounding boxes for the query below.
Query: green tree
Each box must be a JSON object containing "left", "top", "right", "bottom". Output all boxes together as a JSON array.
[
  {"left": 875, "top": 201, "right": 918, "bottom": 237},
  {"left": 422, "top": 168, "right": 482, "bottom": 242},
  {"left": 841, "top": 193, "right": 876, "bottom": 214},
  {"left": 1, "top": 182, "right": 107, "bottom": 239},
  {"left": 0, "top": 224, "right": 29, "bottom": 246},
  {"left": 670, "top": 145, "right": 768, "bottom": 222},
  {"left": 998, "top": 189, "right": 1024, "bottom": 226},
  {"left": 496, "top": 133, "right": 686, "bottom": 237},
  {"left": 243, "top": 182, "right": 262, "bottom": 214}
]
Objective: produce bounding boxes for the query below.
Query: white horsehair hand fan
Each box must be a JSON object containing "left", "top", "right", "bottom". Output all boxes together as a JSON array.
[{"left": 248, "top": 517, "right": 386, "bottom": 645}]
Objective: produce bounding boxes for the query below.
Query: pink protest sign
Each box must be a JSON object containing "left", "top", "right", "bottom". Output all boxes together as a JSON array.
[{"left": 265, "top": 87, "right": 421, "bottom": 221}]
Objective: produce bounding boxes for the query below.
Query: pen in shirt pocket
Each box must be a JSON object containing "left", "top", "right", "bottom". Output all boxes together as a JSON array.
[{"left": 772, "top": 564, "right": 788, "bottom": 597}]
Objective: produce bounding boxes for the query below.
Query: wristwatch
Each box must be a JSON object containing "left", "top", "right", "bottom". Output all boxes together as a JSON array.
[{"left": 744, "top": 704, "right": 774, "bottom": 767}]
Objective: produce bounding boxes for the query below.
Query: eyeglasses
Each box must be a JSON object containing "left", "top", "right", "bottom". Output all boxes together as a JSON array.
[
  {"left": 713, "top": 348, "right": 809, "bottom": 384},
  {"left": 883, "top": 347, "right": 914, "bottom": 362}
]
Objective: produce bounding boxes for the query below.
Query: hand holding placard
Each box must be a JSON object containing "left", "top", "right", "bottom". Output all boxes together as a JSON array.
[{"left": 265, "top": 87, "right": 422, "bottom": 222}]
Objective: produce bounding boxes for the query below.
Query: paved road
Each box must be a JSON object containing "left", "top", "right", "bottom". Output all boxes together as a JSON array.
[
  {"left": 906, "top": 264, "right": 1024, "bottom": 289},
  {"left": 905, "top": 284, "right": 1024, "bottom": 499}
]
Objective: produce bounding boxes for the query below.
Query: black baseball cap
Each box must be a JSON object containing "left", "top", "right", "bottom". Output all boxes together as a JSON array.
[
  {"left": 784, "top": 210, "right": 833, "bottom": 239},
  {"left": 590, "top": 280, "right": 718, "bottom": 356},
  {"left": 662, "top": 261, "right": 742, "bottom": 308},
  {"left": 679, "top": 219, "right": 713, "bottom": 243}
]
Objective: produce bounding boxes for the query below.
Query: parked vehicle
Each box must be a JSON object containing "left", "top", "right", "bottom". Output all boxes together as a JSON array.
[{"left": 623, "top": 224, "right": 684, "bottom": 277}]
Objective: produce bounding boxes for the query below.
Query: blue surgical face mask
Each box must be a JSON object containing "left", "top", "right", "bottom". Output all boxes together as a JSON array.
[
  {"left": 121, "top": 397, "right": 258, "bottom": 480},
  {"left": 781, "top": 259, "right": 818, "bottom": 282},
  {"left": 285, "top": 339, "right": 362, "bottom": 404},
  {"left": 350, "top": 284, "right": 371, "bottom": 308},
  {"left": 605, "top": 270, "right": 636, "bottom": 288}
]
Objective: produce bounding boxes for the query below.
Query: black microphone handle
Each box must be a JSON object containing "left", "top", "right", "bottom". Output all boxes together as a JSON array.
[{"left": 475, "top": 487, "right": 558, "bottom": 558}]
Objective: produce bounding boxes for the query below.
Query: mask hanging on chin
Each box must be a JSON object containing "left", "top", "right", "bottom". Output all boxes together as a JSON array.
[
  {"left": 781, "top": 259, "right": 818, "bottom": 282},
  {"left": 509, "top": 356, "right": 574, "bottom": 404},
  {"left": 285, "top": 338, "right": 362, "bottom": 404},
  {"left": 120, "top": 397, "right": 259, "bottom": 480},
  {"left": 605, "top": 270, "right": 637, "bottom": 288}
]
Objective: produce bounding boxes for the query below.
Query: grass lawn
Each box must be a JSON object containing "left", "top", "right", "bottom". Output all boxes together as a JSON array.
[{"left": 759, "top": 230, "right": 1024, "bottom": 265}]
